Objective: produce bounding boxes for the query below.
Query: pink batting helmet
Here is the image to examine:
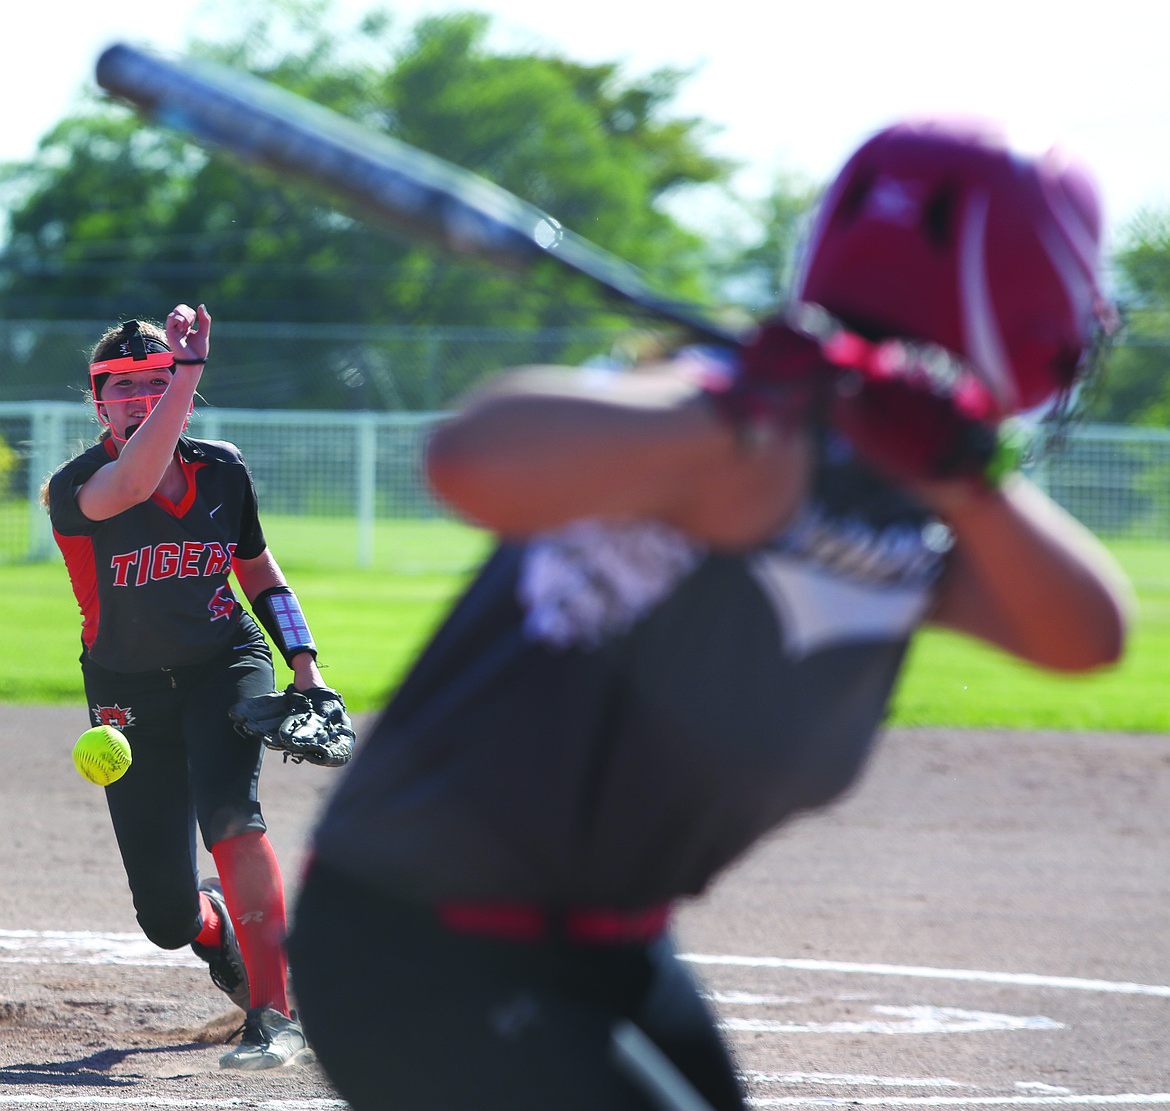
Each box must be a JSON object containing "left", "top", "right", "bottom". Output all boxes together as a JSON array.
[{"left": 796, "top": 118, "right": 1111, "bottom": 416}]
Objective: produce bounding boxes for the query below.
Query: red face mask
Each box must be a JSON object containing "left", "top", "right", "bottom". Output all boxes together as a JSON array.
[{"left": 90, "top": 351, "right": 179, "bottom": 442}]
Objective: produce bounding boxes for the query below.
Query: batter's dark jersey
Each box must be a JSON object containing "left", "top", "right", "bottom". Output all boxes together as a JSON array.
[
  {"left": 48, "top": 436, "right": 267, "bottom": 672},
  {"left": 312, "top": 433, "right": 951, "bottom": 908}
]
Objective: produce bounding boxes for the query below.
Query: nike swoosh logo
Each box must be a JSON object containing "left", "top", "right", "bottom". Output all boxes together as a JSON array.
[{"left": 209, "top": 503, "right": 223, "bottom": 518}]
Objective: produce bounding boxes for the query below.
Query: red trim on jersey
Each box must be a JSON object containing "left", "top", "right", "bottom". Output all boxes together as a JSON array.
[
  {"left": 169, "top": 457, "right": 205, "bottom": 516},
  {"left": 54, "top": 530, "right": 101, "bottom": 651},
  {"left": 151, "top": 458, "right": 206, "bottom": 517},
  {"left": 101, "top": 440, "right": 205, "bottom": 519}
]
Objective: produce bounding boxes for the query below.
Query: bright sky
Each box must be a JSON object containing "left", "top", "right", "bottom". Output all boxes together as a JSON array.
[{"left": 4, "top": 0, "right": 1169, "bottom": 245}]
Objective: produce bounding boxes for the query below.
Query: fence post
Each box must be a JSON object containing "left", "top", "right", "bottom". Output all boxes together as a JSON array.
[
  {"left": 198, "top": 410, "right": 221, "bottom": 441},
  {"left": 356, "top": 414, "right": 377, "bottom": 569},
  {"left": 424, "top": 334, "right": 442, "bottom": 411},
  {"left": 26, "top": 405, "right": 65, "bottom": 561}
]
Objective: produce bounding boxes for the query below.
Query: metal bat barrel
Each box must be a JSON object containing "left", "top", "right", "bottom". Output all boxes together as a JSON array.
[{"left": 95, "top": 43, "right": 740, "bottom": 345}]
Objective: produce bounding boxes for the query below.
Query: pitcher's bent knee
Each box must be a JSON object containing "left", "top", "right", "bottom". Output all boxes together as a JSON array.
[
  {"left": 202, "top": 803, "right": 266, "bottom": 849},
  {"left": 138, "top": 904, "right": 203, "bottom": 950}
]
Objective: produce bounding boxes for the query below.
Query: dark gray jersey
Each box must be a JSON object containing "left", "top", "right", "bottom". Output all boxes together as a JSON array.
[
  {"left": 49, "top": 437, "right": 267, "bottom": 672},
  {"left": 312, "top": 433, "right": 949, "bottom": 907}
]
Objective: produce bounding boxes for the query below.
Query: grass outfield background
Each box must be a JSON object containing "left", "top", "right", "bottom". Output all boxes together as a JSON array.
[{"left": 3, "top": 519, "right": 1165, "bottom": 732}]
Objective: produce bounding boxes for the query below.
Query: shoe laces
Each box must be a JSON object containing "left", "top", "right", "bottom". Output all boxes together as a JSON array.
[{"left": 226, "top": 1011, "right": 269, "bottom": 1048}]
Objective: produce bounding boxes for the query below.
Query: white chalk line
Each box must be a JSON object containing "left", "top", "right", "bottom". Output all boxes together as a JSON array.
[
  {"left": 745, "top": 1071, "right": 976, "bottom": 1089},
  {"left": 681, "top": 953, "right": 1170, "bottom": 998},
  {"left": 2, "top": 1094, "right": 1167, "bottom": 1111},
  {"left": 6, "top": 934, "right": 1167, "bottom": 999},
  {"left": 0, "top": 1100, "right": 346, "bottom": 1108},
  {"left": 723, "top": 1004, "right": 1063, "bottom": 1035},
  {"left": 746, "top": 1097, "right": 1170, "bottom": 1107},
  {"left": 743, "top": 1076, "right": 1170, "bottom": 1106},
  {"left": 691, "top": 957, "right": 1170, "bottom": 1106},
  {"left": 2, "top": 935, "right": 1167, "bottom": 1108},
  {"left": 0, "top": 931, "right": 199, "bottom": 968},
  {"left": 705, "top": 985, "right": 1063, "bottom": 1036}
]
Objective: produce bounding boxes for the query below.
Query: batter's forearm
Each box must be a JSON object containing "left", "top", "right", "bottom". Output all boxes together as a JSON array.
[{"left": 927, "top": 475, "right": 1131, "bottom": 670}]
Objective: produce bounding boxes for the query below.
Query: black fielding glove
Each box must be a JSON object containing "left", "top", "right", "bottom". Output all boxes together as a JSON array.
[{"left": 229, "top": 685, "right": 355, "bottom": 767}]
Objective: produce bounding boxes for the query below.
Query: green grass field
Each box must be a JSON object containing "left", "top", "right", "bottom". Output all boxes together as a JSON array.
[{"left": 3, "top": 522, "right": 1166, "bottom": 731}]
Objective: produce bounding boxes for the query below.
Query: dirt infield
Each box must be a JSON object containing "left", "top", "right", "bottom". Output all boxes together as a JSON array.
[{"left": 2, "top": 706, "right": 1169, "bottom": 1107}]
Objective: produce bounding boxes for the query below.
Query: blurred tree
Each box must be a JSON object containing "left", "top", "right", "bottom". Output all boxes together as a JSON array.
[
  {"left": 698, "top": 171, "right": 819, "bottom": 314},
  {"left": 1083, "top": 208, "right": 1170, "bottom": 425},
  {"left": 0, "top": 0, "right": 734, "bottom": 405},
  {"left": 0, "top": 3, "right": 728, "bottom": 322}
]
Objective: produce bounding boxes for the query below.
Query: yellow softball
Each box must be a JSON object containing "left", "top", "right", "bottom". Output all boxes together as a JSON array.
[{"left": 72, "top": 725, "right": 133, "bottom": 786}]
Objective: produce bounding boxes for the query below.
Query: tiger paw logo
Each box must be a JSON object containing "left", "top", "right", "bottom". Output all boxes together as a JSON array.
[
  {"left": 94, "top": 704, "right": 135, "bottom": 729},
  {"left": 208, "top": 584, "right": 236, "bottom": 622}
]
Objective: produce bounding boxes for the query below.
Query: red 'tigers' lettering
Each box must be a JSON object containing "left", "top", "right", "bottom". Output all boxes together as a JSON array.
[
  {"left": 110, "top": 552, "right": 136, "bottom": 586},
  {"left": 109, "top": 543, "right": 239, "bottom": 585},
  {"left": 151, "top": 543, "right": 181, "bottom": 579},
  {"left": 135, "top": 545, "right": 151, "bottom": 586},
  {"left": 205, "top": 543, "right": 231, "bottom": 575},
  {"left": 179, "top": 541, "right": 203, "bottom": 578}
]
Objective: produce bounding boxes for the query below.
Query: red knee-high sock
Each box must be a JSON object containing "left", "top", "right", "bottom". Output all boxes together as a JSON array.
[
  {"left": 211, "top": 831, "right": 290, "bottom": 1016},
  {"left": 194, "top": 892, "right": 223, "bottom": 948}
]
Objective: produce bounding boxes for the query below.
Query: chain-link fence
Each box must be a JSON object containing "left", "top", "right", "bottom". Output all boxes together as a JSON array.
[
  {"left": 0, "top": 320, "right": 628, "bottom": 410},
  {"left": 4, "top": 400, "right": 1170, "bottom": 581},
  {"left": 0, "top": 402, "right": 476, "bottom": 572},
  {"left": 0, "top": 318, "right": 627, "bottom": 574}
]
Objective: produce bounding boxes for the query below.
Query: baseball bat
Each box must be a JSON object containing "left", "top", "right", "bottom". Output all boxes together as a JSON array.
[
  {"left": 94, "top": 43, "right": 740, "bottom": 347},
  {"left": 611, "top": 1020, "right": 718, "bottom": 1111}
]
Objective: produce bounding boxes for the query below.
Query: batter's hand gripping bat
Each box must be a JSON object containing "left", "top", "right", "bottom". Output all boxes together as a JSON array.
[{"left": 95, "top": 43, "right": 740, "bottom": 347}]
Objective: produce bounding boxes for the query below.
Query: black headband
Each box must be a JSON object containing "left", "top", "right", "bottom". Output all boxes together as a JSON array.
[
  {"left": 108, "top": 320, "right": 171, "bottom": 361},
  {"left": 91, "top": 321, "right": 173, "bottom": 400}
]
